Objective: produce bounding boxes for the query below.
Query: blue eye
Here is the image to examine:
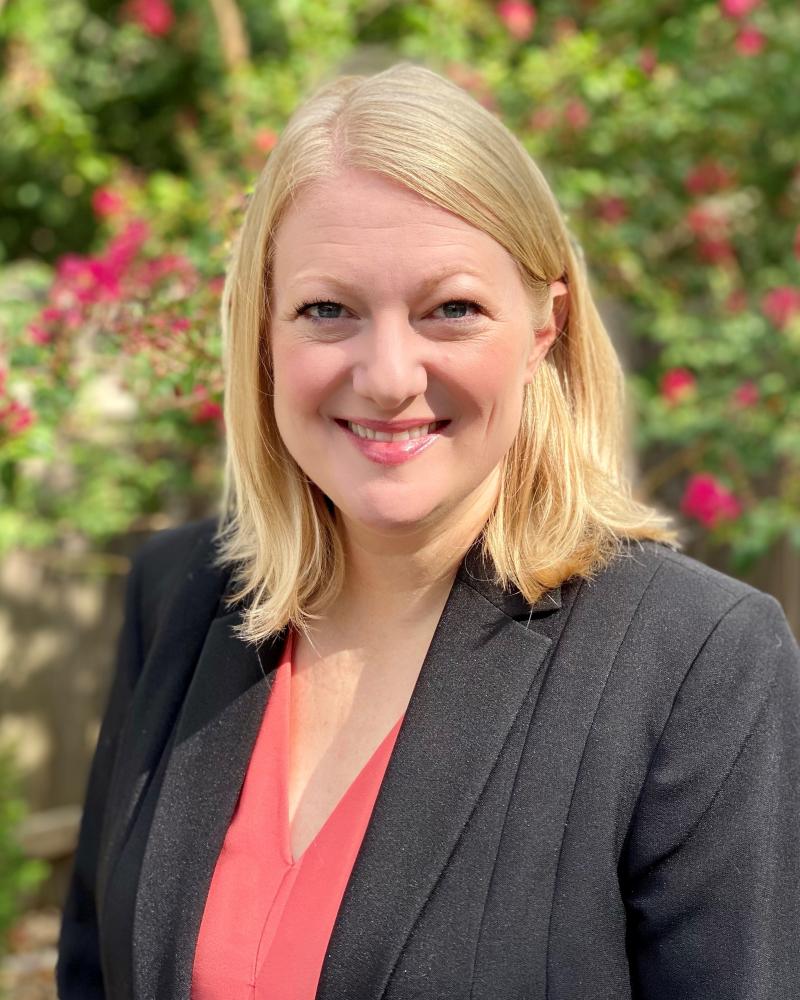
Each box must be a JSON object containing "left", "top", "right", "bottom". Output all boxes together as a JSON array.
[
  {"left": 295, "top": 300, "right": 346, "bottom": 321},
  {"left": 434, "top": 300, "right": 482, "bottom": 320}
]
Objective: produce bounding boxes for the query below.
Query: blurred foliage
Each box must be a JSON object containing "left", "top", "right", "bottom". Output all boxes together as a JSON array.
[
  {"left": 0, "top": 748, "right": 49, "bottom": 960},
  {"left": 1, "top": 0, "right": 799, "bottom": 571}
]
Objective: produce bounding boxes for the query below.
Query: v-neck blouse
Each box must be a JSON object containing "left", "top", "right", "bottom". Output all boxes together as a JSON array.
[{"left": 191, "top": 628, "right": 405, "bottom": 1000}]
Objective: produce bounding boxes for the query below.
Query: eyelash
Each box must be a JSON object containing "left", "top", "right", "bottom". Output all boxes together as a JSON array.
[{"left": 292, "top": 298, "right": 486, "bottom": 324}]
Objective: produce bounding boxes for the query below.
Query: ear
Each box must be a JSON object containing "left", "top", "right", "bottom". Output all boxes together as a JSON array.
[{"left": 523, "top": 279, "right": 569, "bottom": 384}]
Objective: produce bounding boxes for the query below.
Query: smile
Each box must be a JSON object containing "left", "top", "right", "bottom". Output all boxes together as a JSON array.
[{"left": 333, "top": 419, "right": 451, "bottom": 466}]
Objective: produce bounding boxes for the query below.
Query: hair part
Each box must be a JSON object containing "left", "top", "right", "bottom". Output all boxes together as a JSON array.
[{"left": 212, "top": 61, "right": 682, "bottom": 647}]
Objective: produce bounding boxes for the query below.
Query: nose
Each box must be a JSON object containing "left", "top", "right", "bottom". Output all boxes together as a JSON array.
[{"left": 350, "top": 314, "right": 428, "bottom": 409}]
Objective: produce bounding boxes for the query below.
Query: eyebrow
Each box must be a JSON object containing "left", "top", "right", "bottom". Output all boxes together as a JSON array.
[{"left": 287, "top": 264, "right": 488, "bottom": 297}]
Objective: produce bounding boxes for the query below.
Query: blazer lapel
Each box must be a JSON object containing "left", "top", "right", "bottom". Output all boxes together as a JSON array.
[{"left": 316, "top": 544, "right": 566, "bottom": 1000}]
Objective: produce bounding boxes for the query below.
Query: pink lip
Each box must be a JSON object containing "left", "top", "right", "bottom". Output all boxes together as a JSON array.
[{"left": 334, "top": 418, "right": 449, "bottom": 466}]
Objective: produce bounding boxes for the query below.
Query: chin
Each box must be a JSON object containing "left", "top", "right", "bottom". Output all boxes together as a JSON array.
[{"left": 338, "top": 497, "right": 444, "bottom": 535}]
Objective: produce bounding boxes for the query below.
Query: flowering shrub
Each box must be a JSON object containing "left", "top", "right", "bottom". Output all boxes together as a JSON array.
[{"left": 1, "top": 0, "right": 799, "bottom": 571}]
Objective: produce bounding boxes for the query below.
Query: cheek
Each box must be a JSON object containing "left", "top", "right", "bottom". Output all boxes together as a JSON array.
[
  {"left": 272, "top": 339, "right": 339, "bottom": 421},
  {"left": 455, "top": 338, "right": 527, "bottom": 419}
]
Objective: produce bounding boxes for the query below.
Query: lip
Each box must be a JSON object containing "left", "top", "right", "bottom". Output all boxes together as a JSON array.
[{"left": 334, "top": 418, "right": 449, "bottom": 466}]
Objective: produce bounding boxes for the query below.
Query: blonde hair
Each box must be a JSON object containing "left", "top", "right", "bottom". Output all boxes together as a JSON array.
[{"left": 213, "top": 61, "right": 681, "bottom": 646}]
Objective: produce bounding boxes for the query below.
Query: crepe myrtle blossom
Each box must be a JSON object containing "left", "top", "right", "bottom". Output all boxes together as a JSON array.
[
  {"left": 0, "top": 370, "right": 35, "bottom": 439},
  {"left": 681, "top": 473, "right": 742, "bottom": 528},
  {"left": 720, "top": 0, "right": 761, "bottom": 18},
  {"left": 735, "top": 25, "right": 765, "bottom": 55},
  {"left": 496, "top": 0, "right": 537, "bottom": 40},
  {"left": 684, "top": 159, "right": 736, "bottom": 196},
  {"left": 761, "top": 287, "right": 800, "bottom": 329},
  {"left": 123, "top": 0, "right": 174, "bottom": 36},
  {"left": 660, "top": 368, "right": 697, "bottom": 404},
  {"left": 732, "top": 380, "right": 760, "bottom": 408},
  {"left": 91, "top": 187, "right": 127, "bottom": 219}
]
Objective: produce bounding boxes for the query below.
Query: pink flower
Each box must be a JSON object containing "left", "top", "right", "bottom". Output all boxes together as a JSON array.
[
  {"left": 0, "top": 399, "right": 35, "bottom": 437},
  {"left": 594, "top": 195, "right": 628, "bottom": 224},
  {"left": 681, "top": 473, "right": 742, "bottom": 527},
  {"left": 660, "top": 367, "right": 697, "bottom": 404},
  {"left": 170, "top": 317, "right": 191, "bottom": 332},
  {"left": 697, "top": 237, "right": 736, "bottom": 265},
  {"left": 735, "top": 25, "right": 765, "bottom": 55},
  {"left": 686, "top": 203, "right": 729, "bottom": 239},
  {"left": 732, "top": 380, "right": 759, "bottom": 408},
  {"left": 720, "top": 0, "right": 760, "bottom": 18},
  {"left": 761, "top": 286, "right": 800, "bottom": 329},
  {"left": 564, "top": 99, "right": 590, "bottom": 130},
  {"left": 638, "top": 46, "right": 658, "bottom": 76},
  {"left": 28, "top": 322, "right": 53, "bottom": 345},
  {"left": 254, "top": 129, "right": 278, "bottom": 153},
  {"left": 496, "top": 0, "right": 537, "bottom": 40},
  {"left": 190, "top": 385, "right": 223, "bottom": 424},
  {"left": 684, "top": 159, "right": 735, "bottom": 196},
  {"left": 123, "top": 0, "right": 174, "bottom": 36},
  {"left": 91, "top": 187, "right": 126, "bottom": 218}
]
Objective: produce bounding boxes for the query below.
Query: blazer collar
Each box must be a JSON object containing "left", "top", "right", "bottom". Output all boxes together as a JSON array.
[{"left": 131, "top": 526, "right": 570, "bottom": 1000}]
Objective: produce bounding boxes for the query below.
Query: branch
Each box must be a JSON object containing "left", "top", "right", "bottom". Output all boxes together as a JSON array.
[{"left": 207, "top": 0, "right": 250, "bottom": 71}]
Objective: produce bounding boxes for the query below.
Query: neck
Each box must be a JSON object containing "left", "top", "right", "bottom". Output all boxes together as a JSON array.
[{"left": 331, "top": 470, "right": 500, "bottom": 629}]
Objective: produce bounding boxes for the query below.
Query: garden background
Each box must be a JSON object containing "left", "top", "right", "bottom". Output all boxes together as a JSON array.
[{"left": 1, "top": 0, "right": 799, "bottom": 994}]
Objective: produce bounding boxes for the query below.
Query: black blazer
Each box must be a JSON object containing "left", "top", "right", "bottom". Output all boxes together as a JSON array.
[{"left": 56, "top": 517, "right": 800, "bottom": 999}]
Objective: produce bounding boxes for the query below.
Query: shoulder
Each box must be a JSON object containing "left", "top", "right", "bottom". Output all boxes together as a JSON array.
[{"left": 592, "top": 536, "right": 780, "bottom": 629}]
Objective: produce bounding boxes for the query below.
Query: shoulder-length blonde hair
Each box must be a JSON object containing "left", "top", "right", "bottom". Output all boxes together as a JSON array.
[{"left": 212, "top": 61, "right": 681, "bottom": 646}]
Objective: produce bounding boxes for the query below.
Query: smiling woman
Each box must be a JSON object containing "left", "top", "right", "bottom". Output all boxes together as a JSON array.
[{"left": 57, "top": 62, "right": 800, "bottom": 1000}]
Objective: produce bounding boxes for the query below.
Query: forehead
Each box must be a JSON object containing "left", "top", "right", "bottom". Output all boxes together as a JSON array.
[{"left": 271, "top": 168, "right": 521, "bottom": 287}]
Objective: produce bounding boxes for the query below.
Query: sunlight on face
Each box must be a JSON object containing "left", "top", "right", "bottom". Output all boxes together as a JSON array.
[{"left": 269, "top": 167, "right": 560, "bottom": 544}]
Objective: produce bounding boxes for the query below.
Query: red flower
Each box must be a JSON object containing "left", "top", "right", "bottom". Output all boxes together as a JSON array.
[
  {"left": 190, "top": 385, "right": 223, "bottom": 424},
  {"left": 254, "top": 129, "right": 279, "bottom": 153},
  {"left": 660, "top": 367, "right": 697, "bottom": 404},
  {"left": 761, "top": 286, "right": 800, "bottom": 329},
  {"left": 720, "top": 0, "right": 760, "bottom": 17},
  {"left": 91, "top": 187, "right": 126, "bottom": 218},
  {"left": 123, "top": 0, "right": 174, "bottom": 36},
  {"left": 684, "top": 159, "right": 735, "bottom": 196},
  {"left": 496, "top": 0, "right": 537, "bottom": 40},
  {"left": 735, "top": 25, "right": 765, "bottom": 55},
  {"left": 0, "top": 399, "right": 35, "bottom": 437},
  {"left": 564, "top": 99, "right": 590, "bottom": 131},
  {"left": 697, "top": 237, "right": 736, "bottom": 265},
  {"left": 681, "top": 473, "right": 742, "bottom": 527},
  {"left": 638, "top": 46, "right": 657, "bottom": 76},
  {"left": 732, "top": 380, "right": 759, "bottom": 408},
  {"left": 686, "top": 203, "right": 729, "bottom": 239},
  {"left": 593, "top": 195, "right": 628, "bottom": 224}
]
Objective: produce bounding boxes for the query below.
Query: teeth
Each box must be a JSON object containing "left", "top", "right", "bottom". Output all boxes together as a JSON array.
[{"left": 347, "top": 421, "right": 437, "bottom": 441}]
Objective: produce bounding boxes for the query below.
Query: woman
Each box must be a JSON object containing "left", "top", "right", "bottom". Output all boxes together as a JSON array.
[{"left": 57, "top": 63, "right": 800, "bottom": 999}]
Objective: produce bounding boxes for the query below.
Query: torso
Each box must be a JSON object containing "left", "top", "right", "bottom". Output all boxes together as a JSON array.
[{"left": 286, "top": 614, "right": 443, "bottom": 862}]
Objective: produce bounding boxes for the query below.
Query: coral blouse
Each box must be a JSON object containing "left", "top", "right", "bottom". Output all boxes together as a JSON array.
[{"left": 191, "top": 627, "right": 405, "bottom": 1000}]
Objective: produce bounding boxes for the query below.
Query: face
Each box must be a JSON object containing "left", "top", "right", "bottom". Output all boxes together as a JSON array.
[{"left": 269, "top": 167, "right": 566, "bottom": 544}]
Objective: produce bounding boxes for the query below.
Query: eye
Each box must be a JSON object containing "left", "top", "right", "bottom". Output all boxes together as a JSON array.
[
  {"left": 294, "top": 300, "right": 349, "bottom": 321},
  {"left": 430, "top": 299, "right": 484, "bottom": 321}
]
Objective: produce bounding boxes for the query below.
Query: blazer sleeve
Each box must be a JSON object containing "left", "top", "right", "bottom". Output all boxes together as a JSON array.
[
  {"left": 56, "top": 545, "right": 147, "bottom": 999},
  {"left": 621, "top": 590, "right": 800, "bottom": 999}
]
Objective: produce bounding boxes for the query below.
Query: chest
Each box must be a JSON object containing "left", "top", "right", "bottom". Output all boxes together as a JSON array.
[{"left": 285, "top": 628, "right": 431, "bottom": 862}]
